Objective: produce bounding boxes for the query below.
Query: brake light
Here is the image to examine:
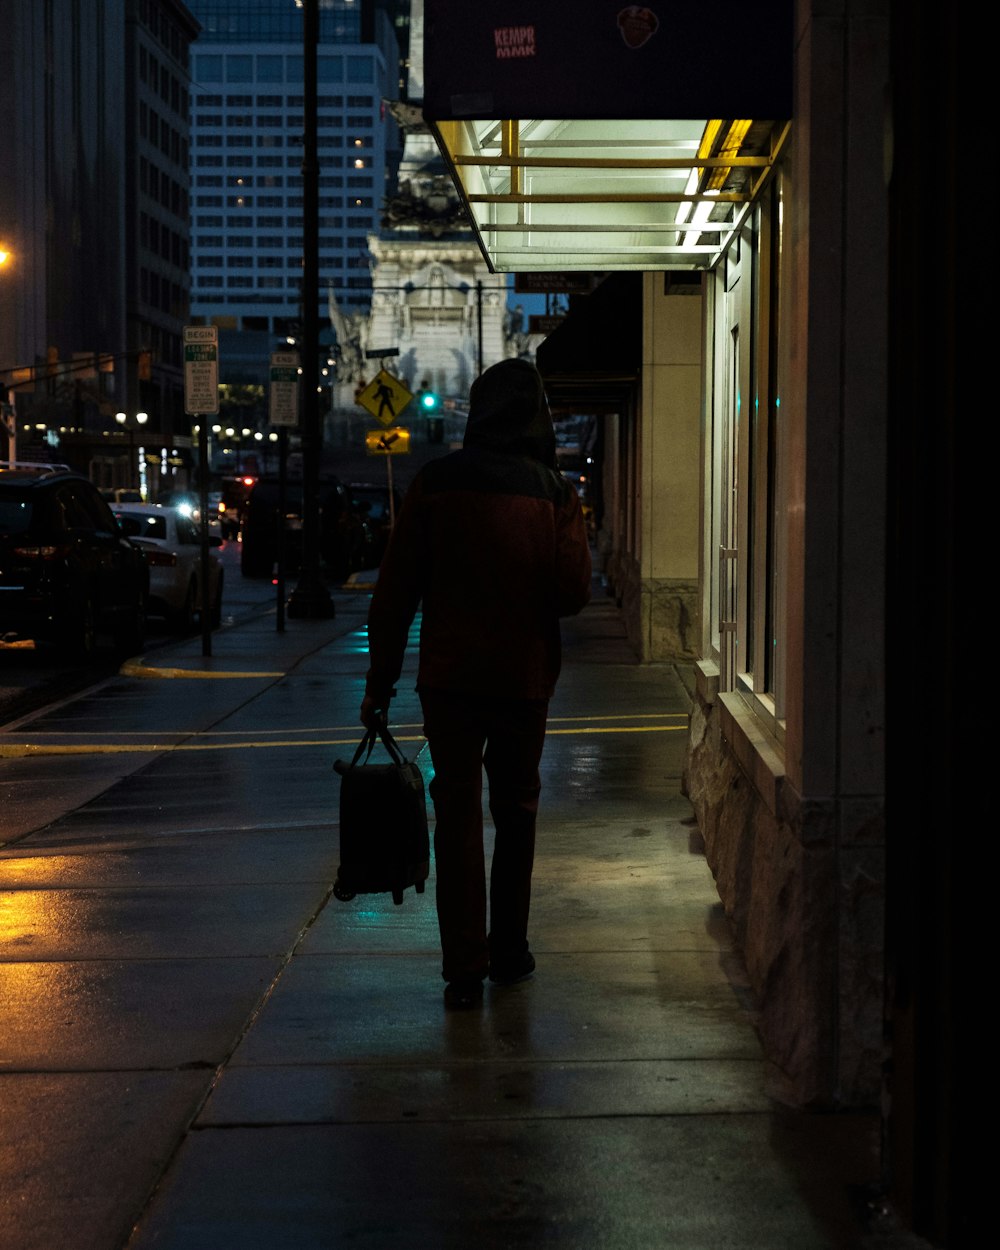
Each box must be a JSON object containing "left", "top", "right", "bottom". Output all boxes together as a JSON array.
[
  {"left": 142, "top": 549, "right": 178, "bottom": 568},
  {"left": 11, "top": 543, "right": 72, "bottom": 560}
]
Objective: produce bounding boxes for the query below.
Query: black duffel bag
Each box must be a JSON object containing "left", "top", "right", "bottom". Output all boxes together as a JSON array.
[{"left": 332, "top": 716, "right": 429, "bottom": 906}]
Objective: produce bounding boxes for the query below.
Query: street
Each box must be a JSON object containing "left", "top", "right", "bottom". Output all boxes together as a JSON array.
[{"left": 0, "top": 539, "right": 275, "bottom": 726}]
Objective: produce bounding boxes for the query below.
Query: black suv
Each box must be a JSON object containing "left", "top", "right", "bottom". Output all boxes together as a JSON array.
[{"left": 0, "top": 462, "right": 149, "bottom": 658}]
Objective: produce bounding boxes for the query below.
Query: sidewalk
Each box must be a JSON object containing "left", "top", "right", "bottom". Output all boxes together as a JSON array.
[{"left": 0, "top": 577, "right": 883, "bottom": 1249}]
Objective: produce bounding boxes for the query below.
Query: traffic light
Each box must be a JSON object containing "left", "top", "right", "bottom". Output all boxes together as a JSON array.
[
  {"left": 418, "top": 388, "right": 440, "bottom": 414},
  {"left": 417, "top": 386, "right": 444, "bottom": 443}
]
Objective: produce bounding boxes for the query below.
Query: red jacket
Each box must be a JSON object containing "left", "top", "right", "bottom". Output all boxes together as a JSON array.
[{"left": 365, "top": 361, "right": 592, "bottom": 704}]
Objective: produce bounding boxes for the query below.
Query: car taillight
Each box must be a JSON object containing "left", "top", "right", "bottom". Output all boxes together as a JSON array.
[
  {"left": 11, "top": 543, "right": 72, "bottom": 560},
  {"left": 143, "top": 549, "right": 178, "bottom": 568}
]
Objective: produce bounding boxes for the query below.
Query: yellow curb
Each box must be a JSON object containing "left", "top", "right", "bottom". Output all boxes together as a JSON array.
[{"left": 120, "top": 662, "right": 284, "bottom": 679}]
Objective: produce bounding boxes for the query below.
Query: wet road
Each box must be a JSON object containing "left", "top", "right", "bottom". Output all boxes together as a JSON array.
[{"left": 1, "top": 539, "right": 290, "bottom": 726}]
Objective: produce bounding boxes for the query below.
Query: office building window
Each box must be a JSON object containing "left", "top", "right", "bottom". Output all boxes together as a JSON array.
[
  {"left": 257, "top": 55, "right": 283, "bottom": 82},
  {"left": 194, "top": 55, "right": 223, "bottom": 81},
  {"left": 347, "top": 57, "right": 374, "bottom": 83},
  {"left": 196, "top": 195, "right": 223, "bottom": 207},
  {"left": 318, "top": 56, "right": 343, "bottom": 82},
  {"left": 226, "top": 57, "right": 253, "bottom": 82}
]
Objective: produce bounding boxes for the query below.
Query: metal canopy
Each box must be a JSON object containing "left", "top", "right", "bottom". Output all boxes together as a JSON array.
[
  {"left": 428, "top": 116, "right": 789, "bottom": 273},
  {"left": 421, "top": 2, "right": 792, "bottom": 274}
]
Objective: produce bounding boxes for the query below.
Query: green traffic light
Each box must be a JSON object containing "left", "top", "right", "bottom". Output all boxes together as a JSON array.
[{"left": 420, "top": 390, "right": 439, "bottom": 411}]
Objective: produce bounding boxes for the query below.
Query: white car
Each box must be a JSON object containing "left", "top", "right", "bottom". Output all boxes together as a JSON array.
[{"left": 112, "top": 503, "right": 224, "bottom": 632}]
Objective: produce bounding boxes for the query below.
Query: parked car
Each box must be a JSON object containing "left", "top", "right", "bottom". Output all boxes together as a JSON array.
[
  {"left": 101, "top": 487, "right": 145, "bottom": 505},
  {"left": 155, "top": 489, "right": 224, "bottom": 541},
  {"left": 239, "top": 476, "right": 371, "bottom": 581},
  {"left": 111, "top": 503, "right": 224, "bottom": 632},
  {"left": 0, "top": 461, "right": 148, "bottom": 658},
  {"left": 347, "top": 481, "right": 403, "bottom": 568}
]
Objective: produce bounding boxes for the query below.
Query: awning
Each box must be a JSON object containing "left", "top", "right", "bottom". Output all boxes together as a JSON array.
[
  {"left": 535, "top": 272, "right": 642, "bottom": 412},
  {"left": 422, "top": 2, "right": 791, "bottom": 273}
]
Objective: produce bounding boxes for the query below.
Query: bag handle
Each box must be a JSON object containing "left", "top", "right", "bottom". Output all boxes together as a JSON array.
[{"left": 347, "top": 713, "right": 407, "bottom": 770}]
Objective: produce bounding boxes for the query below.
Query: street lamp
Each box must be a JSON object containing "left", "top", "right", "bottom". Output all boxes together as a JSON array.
[{"left": 115, "top": 410, "right": 148, "bottom": 494}]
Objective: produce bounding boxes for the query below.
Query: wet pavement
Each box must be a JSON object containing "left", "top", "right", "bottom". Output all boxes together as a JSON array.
[{"left": 0, "top": 568, "right": 889, "bottom": 1249}]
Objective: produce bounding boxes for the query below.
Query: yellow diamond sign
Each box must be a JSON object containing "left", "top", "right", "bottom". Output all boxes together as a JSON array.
[{"left": 356, "top": 368, "right": 413, "bottom": 428}]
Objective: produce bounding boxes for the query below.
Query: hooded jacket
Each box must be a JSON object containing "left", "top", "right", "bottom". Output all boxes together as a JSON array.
[{"left": 364, "top": 358, "right": 592, "bottom": 704}]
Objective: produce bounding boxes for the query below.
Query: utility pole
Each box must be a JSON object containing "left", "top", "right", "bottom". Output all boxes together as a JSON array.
[{"left": 288, "top": 0, "right": 334, "bottom": 619}]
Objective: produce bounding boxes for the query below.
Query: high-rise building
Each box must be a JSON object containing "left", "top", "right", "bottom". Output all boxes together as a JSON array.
[
  {"left": 185, "top": 1, "right": 404, "bottom": 384},
  {"left": 1, "top": 0, "right": 200, "bottom": 499}
]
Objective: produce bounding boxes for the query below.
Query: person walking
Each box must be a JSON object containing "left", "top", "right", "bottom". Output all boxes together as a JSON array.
[{"left": 360, "top": 358, "right": 592, "bottom": 1009}]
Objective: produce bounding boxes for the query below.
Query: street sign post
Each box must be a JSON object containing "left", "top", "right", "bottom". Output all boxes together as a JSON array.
[
  {"left": 269, "top": 351, "right": 300, "bottom": 426},
  {"left": 183, "top": 326, "right": 219, "bottom": 416},
  {"left": 183, "top": 325, "right": 219, "bottom": 660},
  {"left": 356, "top": 368, "right": 413, "bottom": 429}
]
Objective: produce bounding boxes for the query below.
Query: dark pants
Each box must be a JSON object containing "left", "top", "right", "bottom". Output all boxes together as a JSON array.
[{"left": 419, "top": 689, "right": 549, "bottom": 983}]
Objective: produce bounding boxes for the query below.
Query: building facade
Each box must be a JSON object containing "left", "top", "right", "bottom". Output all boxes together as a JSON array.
[
  {"left": 424, "top": 1, "right": 965, "bottom": 1242},
  {"left": 0, "top": 0, "right": 198, "bottom": 501},
  {"left": 185, "top": 1, "right": 403, "bottom": 371}
]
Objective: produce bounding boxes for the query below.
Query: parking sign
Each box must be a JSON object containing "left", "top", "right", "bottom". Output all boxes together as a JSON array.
[{"left": 183, "top": 326, "right": 219, "bottom": 415}]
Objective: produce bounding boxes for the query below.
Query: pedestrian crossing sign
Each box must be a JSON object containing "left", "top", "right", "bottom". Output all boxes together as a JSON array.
[{"left": 356, "top": 368, "right": 413, "bottom": 428}]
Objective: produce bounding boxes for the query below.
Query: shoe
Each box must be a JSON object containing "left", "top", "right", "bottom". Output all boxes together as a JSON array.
[
  {"left": 444, "top": 978, "right": 484, "bottom": 1009},
  {"left": 488, "top": 951, "right": 536, "bottom": 986}
]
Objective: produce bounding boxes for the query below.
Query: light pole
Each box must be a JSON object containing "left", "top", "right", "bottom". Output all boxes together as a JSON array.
[
  {"left": 115, "top": 410, "right": 148, "bottom": 493},
  {"left": 287, "top": 0, "right": 334, "bottom": 619}
]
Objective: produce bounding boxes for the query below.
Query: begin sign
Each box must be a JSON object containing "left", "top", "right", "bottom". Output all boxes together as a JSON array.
[{"left": 183, "top": 326, "right": 219, "bottom": 415}]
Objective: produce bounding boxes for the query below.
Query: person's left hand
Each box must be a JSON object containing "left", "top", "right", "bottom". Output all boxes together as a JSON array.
[{"left": 360, "top": 694, "right": 384, "bottom": 728}]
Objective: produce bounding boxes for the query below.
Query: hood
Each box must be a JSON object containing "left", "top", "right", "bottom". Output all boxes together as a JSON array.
[{"left": 463, "top": 358, "right": 557, "bottom": 468}]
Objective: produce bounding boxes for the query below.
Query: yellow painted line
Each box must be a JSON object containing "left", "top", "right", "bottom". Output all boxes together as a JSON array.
[
  {"left": 121, "top": 662, "right": 283, "bottom": 679},
  {"left": 0, "top": 724, "right": 685, "bottom": 760}
]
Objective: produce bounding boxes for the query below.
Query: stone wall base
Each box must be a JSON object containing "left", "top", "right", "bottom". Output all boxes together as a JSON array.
[
  {"left": 682, "top": 664, "right": 885, "bottom": 1110},
  {"left": 604, "top": 548, "right": 698, "bottom": 662}
]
